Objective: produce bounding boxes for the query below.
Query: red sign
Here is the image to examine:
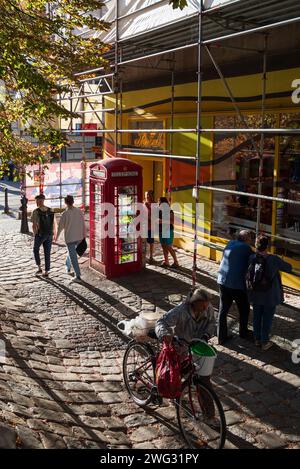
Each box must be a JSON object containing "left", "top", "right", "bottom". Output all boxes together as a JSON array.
[{"left": 82, "top": 123, "right": 98, "bottom": 136}]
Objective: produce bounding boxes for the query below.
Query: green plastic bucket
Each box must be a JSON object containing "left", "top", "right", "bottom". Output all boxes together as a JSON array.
[{"left": 191, "top": 340, "right": 217, "bottom": 376}]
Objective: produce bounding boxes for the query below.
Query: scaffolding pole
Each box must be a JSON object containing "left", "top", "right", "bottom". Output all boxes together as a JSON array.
[
  {"left": 114, "top": 0, "right": 120, "bottom": 157},
  {"left": 256, "top": 34, "right": 268, "bottom": 236},
  {"left": 168, "top": 55, "right": 175, "bottom": 202},
  {"left": 81, "top": 85, "right": 87, "bottom": 210},
  {"left": 192, "top": 0, "right": 203, "bottom": 287},
  {"left": 63, "top": 128, "right": 300, "bottom": 135}
]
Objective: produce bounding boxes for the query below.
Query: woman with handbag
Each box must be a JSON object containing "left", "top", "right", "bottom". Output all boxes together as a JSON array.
[{"left": 55, "top": 195, "right": 86, "bottom": 283}]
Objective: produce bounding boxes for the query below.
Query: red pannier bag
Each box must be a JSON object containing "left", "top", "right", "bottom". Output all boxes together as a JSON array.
[{"left": 155, "top": 339, "right": 182, "bottom": 398}]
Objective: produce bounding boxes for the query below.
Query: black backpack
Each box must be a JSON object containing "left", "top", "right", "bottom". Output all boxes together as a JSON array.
[
  {"left": 246, "top": 254, "right": 272, "bottom": 292},
  {"left": 37, "top": 208, "right": 54, "bottom": 236}
]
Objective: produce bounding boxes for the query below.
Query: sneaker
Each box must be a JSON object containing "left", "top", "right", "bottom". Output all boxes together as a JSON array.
[
  {"left": 160, "top": 261, "right": 170, "bottom": 267},
  {"left": 36, "top": 267, "right": 42, "bottom": 275},
  {"left": 261, "top": 341, "right": 274, "bottom": 351},
  {"left": 240, "top": 330, "right": 253, "bottom": 341},
  {"left": 42, "top": 271, "right": 49, "bottom": 278},
  {"left": 70, "top": 277, "right": 82, "bottom": 284}
]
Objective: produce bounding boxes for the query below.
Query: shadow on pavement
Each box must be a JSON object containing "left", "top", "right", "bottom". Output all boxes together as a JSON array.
[
  {"left": 41, "top": 277, "right": 131, "bottom": 345},
  {"left": 0, "top": 331, "right": 108, "bottom": 448}
]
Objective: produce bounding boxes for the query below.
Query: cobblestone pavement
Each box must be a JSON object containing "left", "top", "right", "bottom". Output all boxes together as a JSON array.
[{"left": 0, "top": 216, "right": 299, "bottom": 449}]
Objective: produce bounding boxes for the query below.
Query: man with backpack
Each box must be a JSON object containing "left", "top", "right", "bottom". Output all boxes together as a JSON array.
[
  {"left": 32, "top": 194, "right": 55, "bottom": 277},
  {"left": 217, "top": 230, "right": 253, "bottom": 345},
  {"left": 247, "top": 234, "right": 292, "bottom": 351}
]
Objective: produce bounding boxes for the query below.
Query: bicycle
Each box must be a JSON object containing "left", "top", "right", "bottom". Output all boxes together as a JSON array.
[{"left": 123, "top": 332, "right": 226, "bottom": 449}]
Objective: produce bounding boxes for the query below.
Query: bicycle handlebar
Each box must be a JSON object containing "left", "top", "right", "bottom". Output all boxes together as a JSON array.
[{"left": 173, "top": 336, "right": 206, "bottom": 346}]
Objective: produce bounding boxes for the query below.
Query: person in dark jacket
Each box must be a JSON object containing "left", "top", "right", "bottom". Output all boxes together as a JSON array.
[
  {"left": 217, "top": 230, "right": 253, "bottom": 345},
  {"left": 248, "top": 235, "right": 292, "bottom": 351}
]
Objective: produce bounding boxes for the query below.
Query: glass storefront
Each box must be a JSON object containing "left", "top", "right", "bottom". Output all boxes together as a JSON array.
[
  {"left": 212, "top": 114, "right": 275, "bottom": 239},
  {"left": 275, "top": 113, "right": 300, "bottom": 260},
  {"left": 211, "top": 111, "right": 300, "bottom": 265}
]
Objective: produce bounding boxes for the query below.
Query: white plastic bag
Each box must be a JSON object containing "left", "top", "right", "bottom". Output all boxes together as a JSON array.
[{"left": 117, "top": 316, "right": 150, "bottom": 338}]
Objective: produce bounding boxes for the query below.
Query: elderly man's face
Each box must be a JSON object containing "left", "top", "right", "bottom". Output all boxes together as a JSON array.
[{"left": 192, "top": 299, "right": 209, "bottom": 314}]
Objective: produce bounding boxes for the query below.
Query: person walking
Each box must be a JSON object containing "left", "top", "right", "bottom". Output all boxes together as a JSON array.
[
  {"left": 32, "top": 194, "right": 55, "bottom": 277},
  {"left": 144, "top": 190, "right": 155, "bottom": 264},
  {"left": 247, "top": 234, "right": 292, "bottom": 351},
  {"left": 8, "top": 160, "right": 15, "bottom": 181},
  {"left": 158, "top": 196, "right": 179, "bottom": 268},
  {"left": 217, "top": 230, "right": 253, "bottom": 345},
  {"left": 56, "top": 195, "right": 85, "bottom": 283}
]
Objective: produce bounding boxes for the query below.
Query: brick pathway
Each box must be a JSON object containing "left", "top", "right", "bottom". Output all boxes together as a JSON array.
[{"left": 0, "top": 217, "right": 299, "bottom": 449}]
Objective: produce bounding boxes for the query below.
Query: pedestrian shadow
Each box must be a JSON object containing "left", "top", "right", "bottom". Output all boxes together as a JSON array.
[
  {"left": 142, "top": 403, "right": 257, "bottom": 448},
  {"left": 41, "top": 277, "right": 131, "bottom": 345},
  {"left": 220, "top": 338, "right": 300, "bottom": 375},
  {"left": 0, "top": 332, "right": 109, "bottom": 448},
  {"left": 212, "top": 349, "right": 300, "bottom": 437}
]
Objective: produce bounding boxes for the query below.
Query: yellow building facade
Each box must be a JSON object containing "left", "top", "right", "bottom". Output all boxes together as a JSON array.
[{"left": 104, "top": 67, "right": 300, "bottom": 289}]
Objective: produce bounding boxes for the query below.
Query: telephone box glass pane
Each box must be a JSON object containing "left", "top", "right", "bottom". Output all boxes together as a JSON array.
[{"left": 115, "top": 185, "right": 138, "bottom": 264}]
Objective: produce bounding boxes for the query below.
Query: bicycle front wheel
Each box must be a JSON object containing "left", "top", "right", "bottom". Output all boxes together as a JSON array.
[
  {"left": 123, "top": 341, "right": 156, "bottom": 407},
  {"left": 176, "top": 379, "right": 226, "bottom": 449}
]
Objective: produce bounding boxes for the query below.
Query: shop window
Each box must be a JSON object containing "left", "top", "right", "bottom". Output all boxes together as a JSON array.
[
  {"left": 212, "top": 114, "right": 275, "bottom": 239},
  {"left": 275, "top": 113, "right": 300, "bottom": 260}
]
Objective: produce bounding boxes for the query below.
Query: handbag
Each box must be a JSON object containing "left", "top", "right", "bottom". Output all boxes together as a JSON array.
[
  {"left": 155, "top": 339, "right": 182, "bottom": 399},
  {"left": 76, "top": 238, "right": 87, "bottom": 257}
]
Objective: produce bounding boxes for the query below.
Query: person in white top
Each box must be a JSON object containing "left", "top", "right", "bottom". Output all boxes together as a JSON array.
[{"left": 56, "top": 195, "right": 86, "bottom": 282}]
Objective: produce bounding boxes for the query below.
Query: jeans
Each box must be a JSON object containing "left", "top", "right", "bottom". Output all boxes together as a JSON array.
[
  {"left": 218, "top": 285, "right": 250, "bottom": 342},
  {"left": 33, "top": 234, "right": 52, "bottom": 272},
  {"left": 252, "top": 304, "right": 276, "bottom": 343},
  {"left": 66, "top": 241, "right": 81, "bottom": 278}
]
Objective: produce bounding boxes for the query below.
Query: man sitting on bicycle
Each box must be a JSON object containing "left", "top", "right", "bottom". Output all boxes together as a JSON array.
[{"left": 155, "top": 287, "right": 218, "bottom": 425}]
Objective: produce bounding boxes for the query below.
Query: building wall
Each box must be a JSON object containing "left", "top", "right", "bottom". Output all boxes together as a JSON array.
[{"left": 104, "top": 66, "right": 300, "bottom": 289}]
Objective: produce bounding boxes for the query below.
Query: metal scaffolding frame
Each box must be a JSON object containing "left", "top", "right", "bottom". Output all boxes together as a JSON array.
[{"left": 59, "top": 0, "right": 300, "bottom": 282}]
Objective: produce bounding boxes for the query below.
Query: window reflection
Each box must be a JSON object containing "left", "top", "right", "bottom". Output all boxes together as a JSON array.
[
  {"left": 212, "top": 114, "right": 275, "bottom": 239},
  {"left": 275, "top": 113, "right": 300, "bottom": 260}
]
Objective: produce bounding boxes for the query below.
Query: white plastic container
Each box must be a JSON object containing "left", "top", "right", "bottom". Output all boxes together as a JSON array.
[{"left": 192, "top": 355, "right": 216, "bottom": 376}]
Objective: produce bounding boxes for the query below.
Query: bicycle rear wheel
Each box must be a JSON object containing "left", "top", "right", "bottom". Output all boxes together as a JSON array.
[
  {"left": 123, "top": 341, "right": 156, "bottom": 407},
  {"left": 176, "top": 379, "right": 226, "bottom": 449}
]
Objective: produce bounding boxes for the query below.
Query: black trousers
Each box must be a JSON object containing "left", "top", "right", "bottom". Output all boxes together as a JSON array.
[{"left": 217, "top": 285, "right": 250, "bottom": 342}]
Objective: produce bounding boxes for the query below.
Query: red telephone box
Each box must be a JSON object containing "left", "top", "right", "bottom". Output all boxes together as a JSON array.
[{"left": 89, "top": 158, "right": 143, "bottom": 278}]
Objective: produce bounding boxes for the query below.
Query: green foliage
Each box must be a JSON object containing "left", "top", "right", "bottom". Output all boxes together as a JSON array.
[
  {"left": 0, "top": 0, "right": 109, "bottom": 171},
  {"left": 169, "top": 0, "right": 188, "bottom": 10}
]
